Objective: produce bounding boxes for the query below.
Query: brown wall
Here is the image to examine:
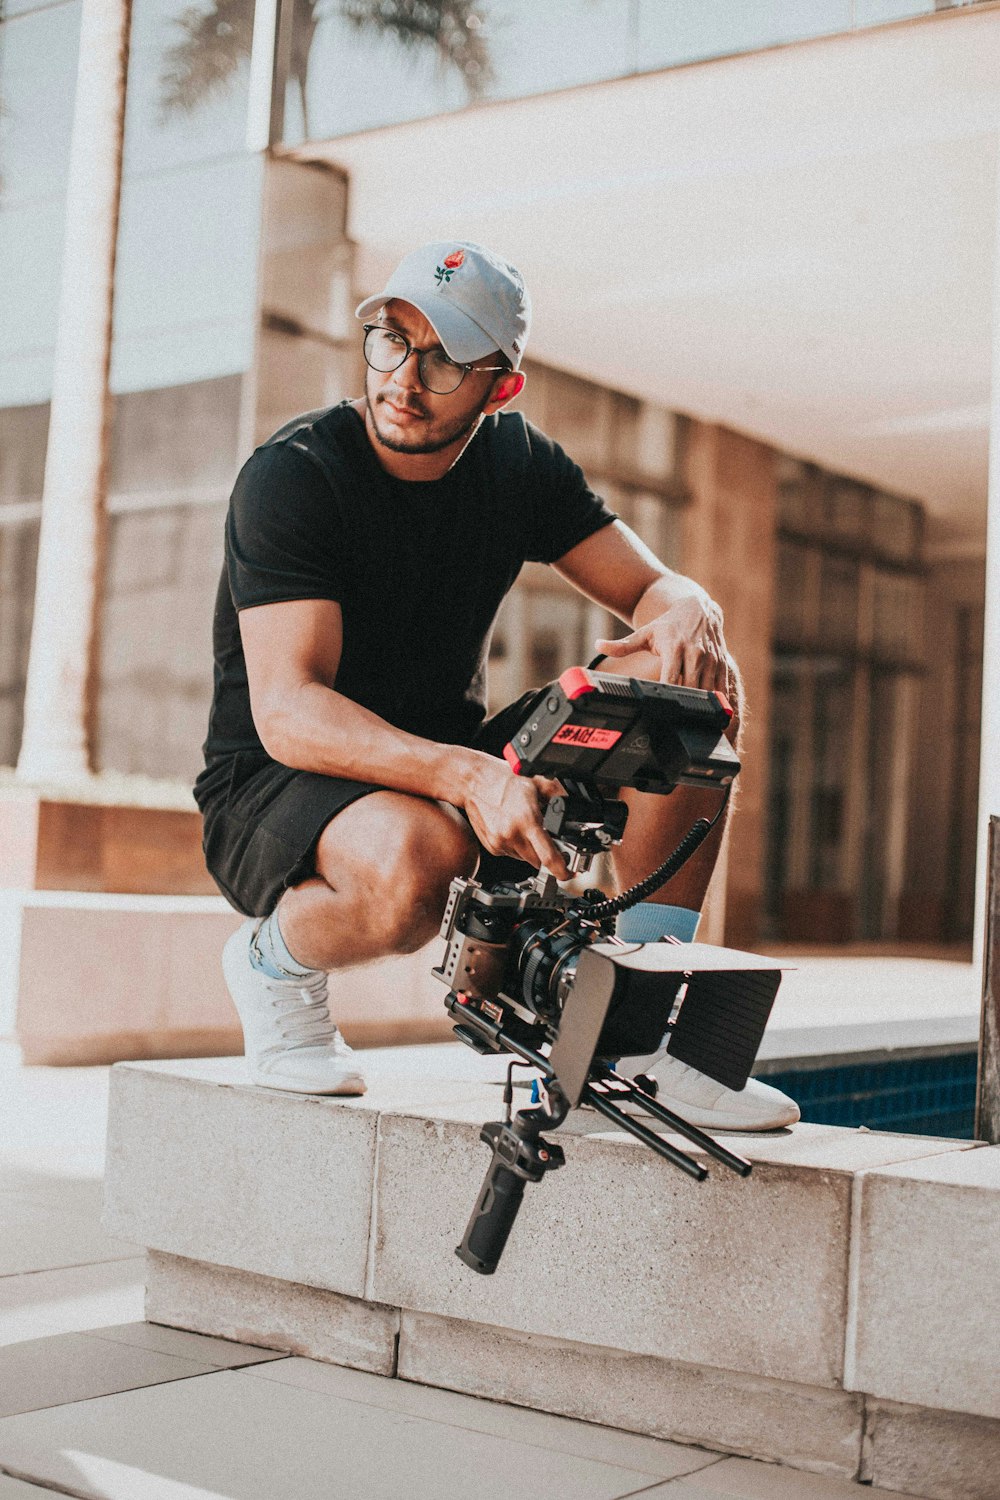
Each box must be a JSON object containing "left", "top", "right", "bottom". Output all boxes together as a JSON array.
[
  {"left": 682, "top": 422, "right": 778, "bottom": 947},
  {"left": 903, "top": 555, "right": 984, "bottom": 941}
]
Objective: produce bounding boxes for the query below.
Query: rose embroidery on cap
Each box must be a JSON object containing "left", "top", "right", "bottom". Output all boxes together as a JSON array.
[{"left": 435, "top": 249, "right": 465, "bottom": 285}]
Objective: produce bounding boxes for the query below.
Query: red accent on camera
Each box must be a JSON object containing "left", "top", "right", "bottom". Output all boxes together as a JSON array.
[
  {"left": 559, "top": 667, "right": 596, "bottom": 700},
  {"left": 503, "top": 743, "right": 523, "bottom": 773},
  {"left": 552, "top": 725, "right": 622, "bottom": 749}
]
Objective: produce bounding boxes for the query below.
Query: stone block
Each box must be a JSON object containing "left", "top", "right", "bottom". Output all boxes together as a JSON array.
[
  {"left": 102, "top": 1061, "right": 380, "bottom": 1298},
  {"left": 371, "top": 1110, "right": 975, "bottom": 1389},
  {"left": 846, "top": 1146, "right": 1000, "bottom": 1419},
  {"left": 145, "top": 1250, "right": 400, "bottom": 1375},
  {"left": 864, "top": 1397, "right": 1000, "bottom": 1500},
  {"left": 6, "top": 891, "right": 243, "bottom": 1064},
  {"left": 397, "top": 1311, "right": 864, "bottom": 1478}
]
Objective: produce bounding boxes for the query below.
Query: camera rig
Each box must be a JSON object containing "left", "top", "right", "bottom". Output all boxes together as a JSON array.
[{"left": 433, "top": 667, "right": 786, "bottom": 1274}]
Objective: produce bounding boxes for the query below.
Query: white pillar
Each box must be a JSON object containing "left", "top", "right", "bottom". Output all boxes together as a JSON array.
[
  {"left": 16, "top": 0, "right": 132, "bottom": 783},
  {"left": 973, "top": 145, "right": 1000, "bottom": 966}
]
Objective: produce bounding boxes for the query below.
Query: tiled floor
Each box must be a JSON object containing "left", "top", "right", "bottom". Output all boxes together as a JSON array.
[{"left": 0, "top": 1042, "right": 924, "bottom": 1500}]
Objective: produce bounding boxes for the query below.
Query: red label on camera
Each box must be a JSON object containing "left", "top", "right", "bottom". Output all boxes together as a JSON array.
[{"left": 552, "top": 725, "right": 622, "bottom": 749}]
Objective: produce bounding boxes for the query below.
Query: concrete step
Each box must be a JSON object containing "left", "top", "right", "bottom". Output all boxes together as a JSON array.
[{"left": 102, "top": 1051, "right": 1000, "bottom": 1500}]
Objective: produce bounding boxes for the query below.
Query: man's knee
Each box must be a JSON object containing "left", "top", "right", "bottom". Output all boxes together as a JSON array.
[{"left": 315, "top": 794, "right": 477, "bottom": 953}]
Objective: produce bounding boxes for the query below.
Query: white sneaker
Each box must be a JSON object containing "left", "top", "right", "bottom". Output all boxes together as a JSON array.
[
  {"left": 222, "top": 920, "right": 367, "bottom": 1095},
  {"left": 618, "top": 1047, "right": 799, "bottom": 1131}
]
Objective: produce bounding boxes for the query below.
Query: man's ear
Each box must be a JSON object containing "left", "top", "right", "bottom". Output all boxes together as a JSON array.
[{"left": 484, "top": 369, "right": 526, "bottom": 413}]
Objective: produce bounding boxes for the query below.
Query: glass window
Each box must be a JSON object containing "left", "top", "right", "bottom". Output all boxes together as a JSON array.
[
  {"left": 637, "top": 0, "right": 851, "bottom": 72},
  {"left": 774, "top": 539, "right": 816, "bottom": 646},
  {"left": 872, "top": 492, "right": 921, "bottom": 564},
  {"left": 825, "top": 477, "right": 867, "bottom": 545},
  {"left": 809, "top": 663, "right": 853, "bottom": 890},
  {"left": 123, "top": 0, "right": 253, "bottom": 176},
  {"left": 0, "top": 198, "right": 69, "bottom": 406},
  {"left": 0, "top": 403, "right": 49, "bottom": 503},
  {"left": 818, "top": 555, "right": 859, "bottom": 650},
  {"left": 0, "top": 515, "right": 39, "bottom": 766},
  {"left": 853, "top": 0, "right": 933, "bottom": 23},
  {"left": 111, "top": 153, "right": 264, "bottom": 393},
  {"left": 776, "top": 457, "right": 822, "bottom": 535},
  {"left": 0, "top": 0, "right": 81, "bottom": 202},
  {"left": 284, "top": 0, "right": 635, "bottom": 144},
  {"left": 872, "top": 570, "right": 921, "bottom": 661}
]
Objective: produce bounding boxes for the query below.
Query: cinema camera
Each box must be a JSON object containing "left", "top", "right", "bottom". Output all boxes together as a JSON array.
[{"left": 433, "top": 667, "right": 786, "bottom": 1275}]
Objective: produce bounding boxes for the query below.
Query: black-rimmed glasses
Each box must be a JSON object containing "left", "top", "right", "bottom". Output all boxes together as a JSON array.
[{"left": 362, "top": 323, "right": 508, "bottom": 395}]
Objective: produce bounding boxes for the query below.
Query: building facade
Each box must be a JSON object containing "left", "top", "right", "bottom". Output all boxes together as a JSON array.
[{"left": 0, "top": 0, "right": 991, "bottom": 946}]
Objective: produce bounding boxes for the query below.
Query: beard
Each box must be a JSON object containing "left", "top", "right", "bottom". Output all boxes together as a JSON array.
[{"left": 365, "top": 384, "right": 485, "bottom": 456}]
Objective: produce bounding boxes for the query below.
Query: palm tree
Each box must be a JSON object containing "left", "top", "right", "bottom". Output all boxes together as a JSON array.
[{"left": 159, "top": 0, "right": 492, "bottom": 139}]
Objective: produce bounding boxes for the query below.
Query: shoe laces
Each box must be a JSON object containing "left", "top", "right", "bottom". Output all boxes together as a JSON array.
[{"left": 261, "top": 970, "right": 348, "bottom": 1054}]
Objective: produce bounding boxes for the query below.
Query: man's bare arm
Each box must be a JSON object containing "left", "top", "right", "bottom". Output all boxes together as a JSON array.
[
  {"left": 553, "top": 520, "right": 735, "bottom": 693},
  {"left": 238, "top": 599, "right": 570, "bottom": 877}
]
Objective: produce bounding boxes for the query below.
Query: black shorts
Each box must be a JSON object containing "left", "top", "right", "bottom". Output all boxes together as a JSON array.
[{"left": 197, "top": 692, "right": 542, "bottom": 917}]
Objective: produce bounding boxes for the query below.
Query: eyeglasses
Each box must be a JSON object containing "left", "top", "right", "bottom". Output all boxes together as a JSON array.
[{"left": 362, "top": 324, "right": 508, "bottom": 395}]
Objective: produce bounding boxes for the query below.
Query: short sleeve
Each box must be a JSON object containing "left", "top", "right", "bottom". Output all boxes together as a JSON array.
[
  {"left": 226, "top": 442, "right": 345, "bottom": 610},
  {"left": 523, "top": 421, "right": 617, "bottom": 565}
]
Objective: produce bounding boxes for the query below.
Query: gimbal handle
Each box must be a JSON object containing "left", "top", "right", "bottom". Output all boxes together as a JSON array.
[{"left": 456, "top": 1116, "right": 565, "bottom": 1275}]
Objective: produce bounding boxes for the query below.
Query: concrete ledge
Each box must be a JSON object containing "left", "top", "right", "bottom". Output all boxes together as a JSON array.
[
  {"left": 396, "top": 1310, "right": 864, "bottom": 1479},
  {"left": 102, "top": 1053, "right": 998, "bottom": 1496},
  {"left": 846, "top": 1146, "right": 1000, "bottom": 1419},
  {"left": 145, "top": 1251, "right": 400, "bottom": 1376},
  {"left": 2, "top": 896, "right": 452, "bottom": 1064}
]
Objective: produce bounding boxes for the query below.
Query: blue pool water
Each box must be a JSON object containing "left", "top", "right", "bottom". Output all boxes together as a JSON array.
[{"left": 760, "top": 1051, "right": 978, "bottom": 1138}]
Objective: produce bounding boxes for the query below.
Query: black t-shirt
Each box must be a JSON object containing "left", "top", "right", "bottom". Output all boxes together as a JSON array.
[{"left": 198, "top": 401, "right": 616, "bottom": 777}]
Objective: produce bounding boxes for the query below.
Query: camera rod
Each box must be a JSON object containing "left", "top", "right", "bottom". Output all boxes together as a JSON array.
[
  {"left": 587, "top": 1072, "right": 752, "bottom": 1177},
  {"left": 447, "top": 992, "right": 744, "bottom": 1180}
]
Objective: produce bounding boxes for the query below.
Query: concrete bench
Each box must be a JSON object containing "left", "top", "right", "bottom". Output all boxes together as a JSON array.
[{"left": 102, "top": 1050, "right": 1000, "bottom": 1500}]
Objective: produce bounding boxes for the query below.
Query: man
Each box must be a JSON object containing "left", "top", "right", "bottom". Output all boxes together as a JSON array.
[{"left": 195, "top": 241, "right": 797, "bottom": 1131}]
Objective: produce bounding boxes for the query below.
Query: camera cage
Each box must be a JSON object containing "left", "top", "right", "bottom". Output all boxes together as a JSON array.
[{"left": 433, "top": 668, "right": 788, "bottom": 1274}]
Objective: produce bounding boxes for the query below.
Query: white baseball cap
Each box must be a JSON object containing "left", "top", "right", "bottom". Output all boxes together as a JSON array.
[{"left": 355, "top": 241, "right": 530, "bottom": 368}]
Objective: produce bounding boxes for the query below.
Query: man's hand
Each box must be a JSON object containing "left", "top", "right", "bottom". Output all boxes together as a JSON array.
[
  {"left": 459, "top": 753, "right": 571, "bottom": 881},
  {"left": 596, "top": 594, "right": 736, "bottom": 695}
]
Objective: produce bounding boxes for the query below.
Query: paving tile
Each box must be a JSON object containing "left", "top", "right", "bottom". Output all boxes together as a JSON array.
[
  {"left": 0, "top": 1474, "right": 66, "bottom": 1496},
  {"left": 0, "top": 1368, "right": 673, "bottom": 1500},
  {"left": 0, "top": 1178, "right": 105, "bottom": 1219},
  {"left": 0, "top": 1331, "right": 219, "bottom": 1418},
  {"left": 0, "top": 1201, "right": 139, "bottom": 1277},
  {"left": 243, "top": 1356, "right": 718, "bottom": 1480},
  {"left": 84, "top": 1321, "right": 286, "bottom": 1368},
  {"left": 650, "top": 1452, "right": 921, "bottom": 1496},
  {"left": 0, "top": 1260, "right": 145, "bottom": 1346}
]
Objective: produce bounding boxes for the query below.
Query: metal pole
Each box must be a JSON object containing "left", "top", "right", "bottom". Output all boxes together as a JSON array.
[
  {"left": 972, "top": 145, "right": 1000, "bottom": 965},
  {"left": 975, "top": 815, "right": 1000, "bottom": 1142}
]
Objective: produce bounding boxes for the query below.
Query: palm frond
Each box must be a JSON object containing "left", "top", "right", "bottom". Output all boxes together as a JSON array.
[
  {"left": 337, "top": 0, "right": 492, "bottom": 96},
  {"left": 159, "top": 0, "right": 256, "bottom": 118}
]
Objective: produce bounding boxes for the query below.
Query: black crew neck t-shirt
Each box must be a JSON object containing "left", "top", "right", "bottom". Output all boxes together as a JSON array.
[{"left": 199, "top": 402, "right": 616, "bottom": 773}]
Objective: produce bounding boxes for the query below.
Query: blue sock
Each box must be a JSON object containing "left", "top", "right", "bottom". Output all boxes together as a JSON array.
[
  {"left": 248, "top": 909, "right": 317, "bottom": 980},
  {"left": 616, "top": 902, "right": 700, "bottom": 944}
]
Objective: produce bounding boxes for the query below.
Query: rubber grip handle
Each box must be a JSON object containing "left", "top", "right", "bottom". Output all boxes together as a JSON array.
[{"left": 455, "top": 1160, "right": 526, "bottom": 1275}]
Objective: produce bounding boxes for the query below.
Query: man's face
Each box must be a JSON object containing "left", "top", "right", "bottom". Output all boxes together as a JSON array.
[{"left": 364, "top": 300, "right": 507, "bottom": 457}]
